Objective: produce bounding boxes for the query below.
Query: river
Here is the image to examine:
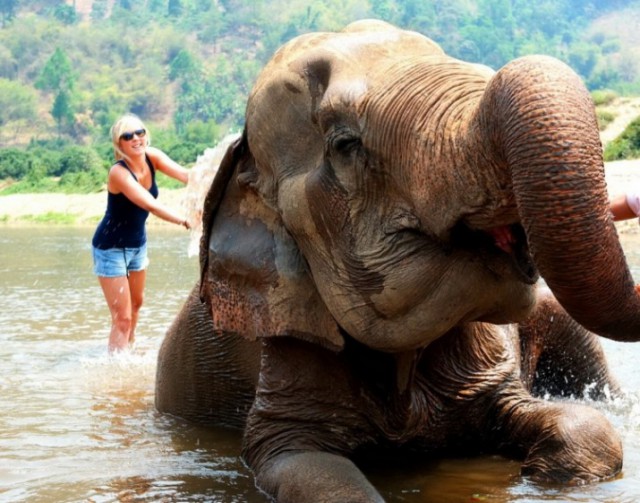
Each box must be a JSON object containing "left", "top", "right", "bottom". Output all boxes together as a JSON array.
[{"left": 1, "top": 226, "right": 640, "bottom": 502}]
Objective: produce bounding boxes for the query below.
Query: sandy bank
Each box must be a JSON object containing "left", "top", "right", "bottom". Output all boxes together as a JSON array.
[{"left": 0, "top": 188, "right": 187, "bottom": 227}]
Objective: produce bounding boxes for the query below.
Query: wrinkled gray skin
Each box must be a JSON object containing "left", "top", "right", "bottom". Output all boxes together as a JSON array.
[{"left": 156, "top": 21, "right": 638, "bottom": 502}]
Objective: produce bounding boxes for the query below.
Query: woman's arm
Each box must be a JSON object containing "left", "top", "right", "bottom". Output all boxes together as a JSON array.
[
  {"left": 147, "top": 146, "right": 190, "bottom": 184},
  {"left": 109, "top": 164, "right": 190, "bottom": 228}
]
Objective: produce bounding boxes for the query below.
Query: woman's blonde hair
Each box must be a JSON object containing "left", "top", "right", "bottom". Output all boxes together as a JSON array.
[{"left": 110, "top": 113, "right": 151, "bottom": 161}]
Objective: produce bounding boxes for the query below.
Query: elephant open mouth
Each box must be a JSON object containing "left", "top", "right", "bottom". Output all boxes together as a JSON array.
[
  {"left": 451, "top": 222, "right": 539, "bottom": 285},
  {"left": 498, "top": 224, "right": 539, "bottom": 284}
]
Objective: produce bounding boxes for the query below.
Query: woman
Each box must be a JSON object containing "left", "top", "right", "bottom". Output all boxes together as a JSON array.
[{"left": 92, "top": 113, "right": 191, "bottom": 353}]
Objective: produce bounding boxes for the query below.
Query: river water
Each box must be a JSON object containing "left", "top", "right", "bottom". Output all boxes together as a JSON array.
[{"left": 2, "top": 226, "right": 640, "bottom": 502}]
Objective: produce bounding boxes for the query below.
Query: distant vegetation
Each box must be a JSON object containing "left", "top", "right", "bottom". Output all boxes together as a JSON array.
[
  {"left": 1, "top": 0, "right": 639, "bottom": 194},
  {"left": 605, "top": 117, "right": 640, "bottom": 161}
]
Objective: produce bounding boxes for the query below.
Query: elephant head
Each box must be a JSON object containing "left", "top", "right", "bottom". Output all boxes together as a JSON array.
[{"left": 199, "top": 19, "right": 640, "bottom": 359}]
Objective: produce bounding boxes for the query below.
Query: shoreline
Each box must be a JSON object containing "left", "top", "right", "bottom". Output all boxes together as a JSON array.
[
  {"left": 0, "top": 187, "right": 188, "bottom": 227},
  {"left": 1, "top": 160, "right": 639, "bottom": 232}
]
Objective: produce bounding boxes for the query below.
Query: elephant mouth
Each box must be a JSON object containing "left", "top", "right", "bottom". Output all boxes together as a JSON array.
[{"left": 451, "top": 223, "right": 539, "bottom": 285}]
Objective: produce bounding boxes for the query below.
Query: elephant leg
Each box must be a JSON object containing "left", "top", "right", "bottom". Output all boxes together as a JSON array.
[
  {"left": 519, "top": 287, "right": 620, "bottom": 399},
  {"left": 496, "top": 391, "right": 622, "bottom": 484},
  {"left": 257, "top": 452, "right": 384, "bottom": 503},
  {"left": 242, "top": 337, "right": 384, "bottom": 502},
  {"left": 155, "top": 283, "right": 261, "bottom": 427}
]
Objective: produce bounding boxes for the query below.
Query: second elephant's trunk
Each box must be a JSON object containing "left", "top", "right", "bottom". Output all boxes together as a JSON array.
[{"left": 480, "top": 55, "right": 640, "bottom": 342}]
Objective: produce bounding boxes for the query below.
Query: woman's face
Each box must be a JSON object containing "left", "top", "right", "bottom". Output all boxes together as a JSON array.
[{"left": 118, "top": 121, "right": 148, "bottom": 158}]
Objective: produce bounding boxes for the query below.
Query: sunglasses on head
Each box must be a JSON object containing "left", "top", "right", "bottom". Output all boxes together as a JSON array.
[{"left": 120, "top": 128, "right": 146, "bottom": 141}]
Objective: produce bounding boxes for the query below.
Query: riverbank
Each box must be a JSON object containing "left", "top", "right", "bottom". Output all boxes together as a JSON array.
[
  {"left": 1, "top": 160, "right": 640, "bottom": 232},
  {"left": 0, "top": 188, "right": 187, "bottom": 227}
]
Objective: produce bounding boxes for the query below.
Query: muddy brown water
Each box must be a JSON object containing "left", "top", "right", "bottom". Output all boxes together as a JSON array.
[{"left": 2, "top": 226, "right": 640, "bottom": 502}]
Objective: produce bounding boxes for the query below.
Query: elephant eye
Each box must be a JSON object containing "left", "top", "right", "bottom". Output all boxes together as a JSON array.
[{"left": 329, "top": 128, "right": 362, "bottom": 156}]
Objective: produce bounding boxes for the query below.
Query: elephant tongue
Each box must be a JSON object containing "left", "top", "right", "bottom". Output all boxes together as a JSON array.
[
  {"left": 488, "top": 224, "right": 539, "bottom": 284},
  {"left": 487, "top": 225, "right": 515, "bottom": 253}
]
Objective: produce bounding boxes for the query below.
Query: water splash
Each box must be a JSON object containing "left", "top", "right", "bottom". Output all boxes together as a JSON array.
[{"left": 181, "top": 133, "right": 242, "bottom": 257}]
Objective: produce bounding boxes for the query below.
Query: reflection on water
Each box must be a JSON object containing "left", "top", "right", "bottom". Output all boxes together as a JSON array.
[{"left": 1, "top": 227, "right": 640, "bottom": 502}]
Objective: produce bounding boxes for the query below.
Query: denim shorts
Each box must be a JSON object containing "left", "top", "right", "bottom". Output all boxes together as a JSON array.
[{"left": 92, "top": 243, "right": 149, "bottom": 277}]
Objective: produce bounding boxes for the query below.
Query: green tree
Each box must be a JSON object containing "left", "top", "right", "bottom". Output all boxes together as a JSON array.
[
  {"left": 35, "top": 48, "right": 76, "bottom": 93},
  {"left": 0, "top": 44, "right": 16, "bottom": 78},
  {"left": 0, "top": 78, "right": 37, "bottom": 126},
  {"left": 169, "top": 49, "right": 202, "bottom": 81},
  {"left": 0, "top": 148, "right": 33, "bottom": 179},
  {"left": 148, "top": 0, "right": 167, "bottom": 15},
  {"left": 193, "top": 8, "right": 226, "bottom": 44},
  {"left": 36, "top": 48, "right": 80, "bottom": 134},
  {"left": 52, "top": 89, "right": 76, "bottom": 134},
  {"left": 0, "top": 0, "right": 18, "bottom": 27},
  {"left": 26, "top": 144, "right": 64, "bottom": 177},
  {"left": 194, "top": 0, "right": 212, "bottom": 12},
  {"left": 168, "top": 0, "right": 182, "bottom": 17},
  {"left": 182, "top": 119, "right": 221, "bottom": 145},
  {"left": 567, "top": 42, "right": 600, "bottom": 78},
  {"left": 57, "top": 145, "right": 104, "bottom": 176},
  {"left": 604, "top": 117, "right": 640, "bottom": 161},
  {"left": 53, "top": 4, "right": 78, "bottom": 25},
  {"left": 91, "top": 0, "right": 108, "bottom": 20},
  {"left": 59, "top": 167, "right": 105, "bottom": 193},
  {"left": 370, "top": 0, "right": 399, "bottom": 22}
]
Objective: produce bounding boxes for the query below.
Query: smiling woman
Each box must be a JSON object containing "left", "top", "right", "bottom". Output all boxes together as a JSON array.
[{"left": 91, "top": 113, "right": 192, "bottom": 353}]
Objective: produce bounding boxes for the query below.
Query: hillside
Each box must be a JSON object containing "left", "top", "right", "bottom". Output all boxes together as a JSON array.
[
  {"left": 2, "top": 0, "right": 640, "bottom": 195},
  {"left": 589, "top": 5, "right": 640, "bottom": 70},
  {"left": 599, "top": 97, "right": 640, "bottom": 145},
  {"left": 2, "top": 0, "right": 637, "bottom": 147}
]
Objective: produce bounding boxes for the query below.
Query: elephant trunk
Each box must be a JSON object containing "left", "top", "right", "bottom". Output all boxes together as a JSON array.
[{"left": 479, "top": 55, "right": 640, "bottom": 341}]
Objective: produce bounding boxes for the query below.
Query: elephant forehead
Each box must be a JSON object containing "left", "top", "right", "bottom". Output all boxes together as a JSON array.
[
  {"left": 255, "top": 23, "right": 443, "bottom": 101},
  {"left": 297, "top": 24, "right": 439, "bottom": 61}
]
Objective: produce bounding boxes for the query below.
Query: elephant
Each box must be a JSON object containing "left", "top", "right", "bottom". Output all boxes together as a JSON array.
[{"left": 155, "top": 20, "right": 638, "bottom": 502}]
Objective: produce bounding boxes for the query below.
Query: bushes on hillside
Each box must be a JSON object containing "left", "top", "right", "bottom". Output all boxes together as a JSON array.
[
  {"left": 592, "top": 89, "right": 618, "bottom": 106},
  {"left": 0, "top": 124, "right": 216, "bottom": 194},
  {"left": 604, "top": 117, "right": 640, "bottom": 161},
  {"left": 0, "top": 148, "right": 32, "bottom": 179},
  {"left": 0, "top": 142, "right": 108, "bottom": 193}
]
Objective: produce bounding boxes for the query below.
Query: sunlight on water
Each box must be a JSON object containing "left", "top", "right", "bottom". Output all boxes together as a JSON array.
[
  {"left": 0, "top": 227, "right": 267, "bottom": 502},
  {"left": 2, "top": 227, "right": 640, "bottom": 502}
]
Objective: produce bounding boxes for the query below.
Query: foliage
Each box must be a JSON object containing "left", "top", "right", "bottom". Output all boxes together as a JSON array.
[
  {"left": 596, "top": 109, "right": 616, "bottom": 131},
  {"left": 52, "top": 89, "right": 75, "bottom": 134},
  {"left": 169, "top": 49, "right": 202, "bottom": 81},
  {"left": 2, "top": 0, "right": 640, "bottom": 186},
  {"left": 36, "top": 47, "right": 78, "bottom": 134},
  {"left": 0, "top": 78, "right": 37, "bottom": 125},
  {"left": 592, "top": 89, "right": 618, "bottom": 106},
  {"left": 0, "top": 141, "right": 107, "bottom": 193},
  {"left": 0, "top": 148, "right": 32, "bottom": 179},
  {"left": 22, "top": 211, "right": 77, "bottom": 224},
  {"left": 0, "top": 0, "right": 17, "bottom": 27},
  {"left": 58, "top": 166, "right": 105, "bottom": 193},
  {"left": 52, "top": 4, "right": 77, "bottom": 25},
  {"left": 604, "top": 117, "right": 640, "bottom": 161},
  {"left": 35, "top": 47, "right": 76, "bottom": 93},
  {"left": 56, "top": 145, "right": 106, "bottom": 176},
  {"left": 1, "top": 176, "right": 61, "bottom": 195}
]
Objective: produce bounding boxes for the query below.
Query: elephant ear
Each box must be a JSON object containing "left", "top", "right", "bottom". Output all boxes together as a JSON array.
[{"left": 198, "top": 131, "right": 344, "bottom": 351}]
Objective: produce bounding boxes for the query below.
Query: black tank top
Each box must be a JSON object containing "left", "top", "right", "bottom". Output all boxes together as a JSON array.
[{"left": 92, "top": 155, "right": 159, "bottom": 249}]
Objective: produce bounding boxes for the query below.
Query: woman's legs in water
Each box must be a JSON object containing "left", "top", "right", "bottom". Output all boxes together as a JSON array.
[
  {"left": 98, "top": 271, "right": 145, "bottom": 352},
  {"left": 127, "top": 269, "right": 146, "bottom": 346}
]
